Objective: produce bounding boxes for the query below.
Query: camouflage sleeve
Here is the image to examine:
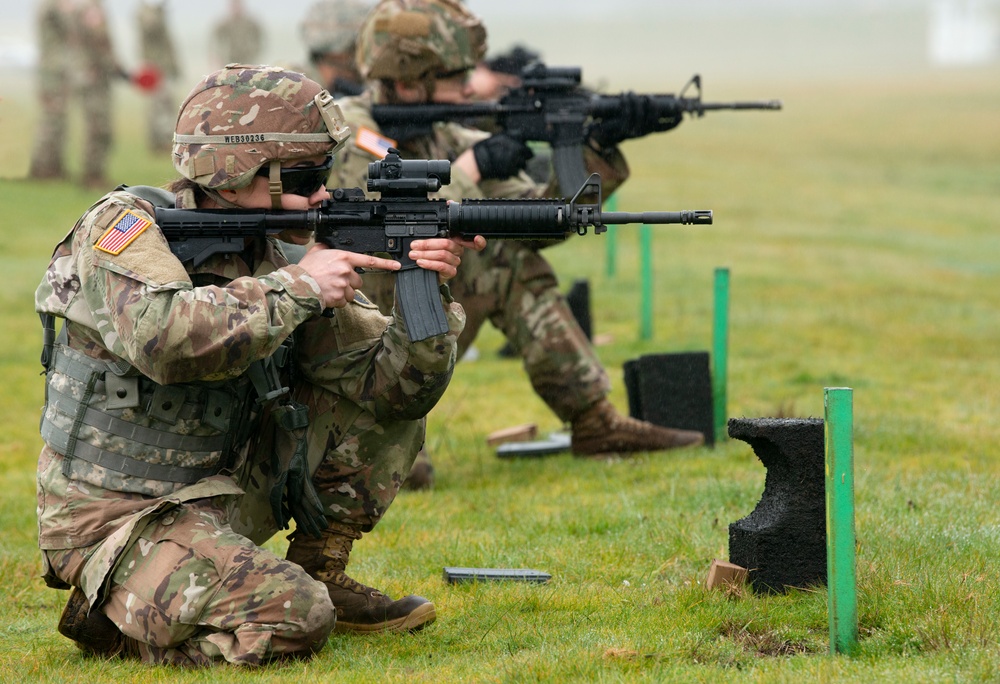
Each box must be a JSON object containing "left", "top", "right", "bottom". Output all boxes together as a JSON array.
[
  {"left": 77, "top": 194, "right": 324, "bottom": 385},
  {"left": 328, "top": 93, "right": 384, "bottom": 194},
  {"left": 481, "top": 139, "right": 631, "bottom": 201},
  {"left": 582, "top": 143, "right": 630, "bottom": 199},
  {"left": 293, "top": 286, "right": 465, "bottom": 421}
]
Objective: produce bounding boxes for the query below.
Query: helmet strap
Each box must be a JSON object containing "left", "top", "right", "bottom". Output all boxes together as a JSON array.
[
  {"left": 267, "top": 161, "right": 283, "bottom": 209},
  {"left": 420, "top": 75, "right": 437, "bottom": 101}
]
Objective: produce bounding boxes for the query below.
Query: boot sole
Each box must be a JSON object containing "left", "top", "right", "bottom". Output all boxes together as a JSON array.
[{"left": 333, "top": 602, "right": 437, "bottom": 634}]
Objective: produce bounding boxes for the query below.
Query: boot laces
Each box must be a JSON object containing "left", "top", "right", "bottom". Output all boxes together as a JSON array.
[{"left": 332, "top": 571, "right": 384, "bottom": 598}]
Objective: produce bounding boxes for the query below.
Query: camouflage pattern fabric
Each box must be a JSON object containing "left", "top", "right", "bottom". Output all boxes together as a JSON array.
[
  {"left": 43, "top": 486, "right": 335, "bottom": 666},
  {"left": 354, "top": 0, "right": 486, "bottom": 82},
  {"left": 137, "top": 1, "right": 180, "bottom": 152},
  {"left": 35, "top": 187, "right": 465, "bottom": 664},
  {"left": 331, "top": 91, "right": 631, "bottom": 421},
  {"left": 74, "top": 0, "right": 120, "bottom": 185},
  {"left": 172, "top": 65, "right": 351, "bottom": 191}
]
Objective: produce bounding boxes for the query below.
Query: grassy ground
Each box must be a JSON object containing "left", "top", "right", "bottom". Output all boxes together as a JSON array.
[{"left": 1, "top": 61, "right": 1000, "bottom": 682}]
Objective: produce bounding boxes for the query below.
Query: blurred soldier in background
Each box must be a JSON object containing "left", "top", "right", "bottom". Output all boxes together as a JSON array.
[
  {"left": 336, "top": 0, "right": 704, "bottom": 489},
  {"left": 29, "top": 0, "right": 125, "bottom": 188},
  {"left": 28, "top": 0, "right": 75, "bottom": 181},
  {"left": 300, "top": 0, "right": 373, "bottom": 98},
  {"left": 136, "top": 0, "right": 180, "bottom": 152},
  {"left": 210, "top": 0, "right": 264, "bottom": 67},
  {"left": 468, "top": 43, "right": 552, "bottom": 186}
]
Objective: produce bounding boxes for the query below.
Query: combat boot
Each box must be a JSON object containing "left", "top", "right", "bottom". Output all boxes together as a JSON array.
[
  {"left": 286, "top": 525, "right": 436, "bottom": 634},
  {"left": 570, "top": 399, "right": 705, "bottom": 456},
  {"left": 57, "top": 587, "right": 139, "bottom": 658},
  {"left": 402, "top": 448, "right": 435, "bottom": 491}
]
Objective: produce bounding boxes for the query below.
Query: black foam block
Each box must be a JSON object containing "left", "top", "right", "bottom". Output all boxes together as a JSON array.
[
  {"left": 623, "top": 351, "right": 714, "bottom": 446},
  {"left": 727, "top": 417, "right": 827, "bottom": 594}
]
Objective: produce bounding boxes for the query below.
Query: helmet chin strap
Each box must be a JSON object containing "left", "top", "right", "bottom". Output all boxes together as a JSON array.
[
  {"left": 420, "top": 75, "right": 437, "bottom": 101},
  {"left": 267, "top": 160, "right": 283, "bottom": 209}
]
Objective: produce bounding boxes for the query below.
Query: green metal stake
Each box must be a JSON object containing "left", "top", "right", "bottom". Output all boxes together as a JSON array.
[
  {"left": 639, "top": 224, "right": 653, "bottom": 340},
  {"left": 712, "top": 268, "right": 730, "bottom": 443},
  {"left": 604, "top": 194, "right": 618, "bottom": 279},
  {"left": 825, "top": 387, "right": 858, "bottom": 655}
]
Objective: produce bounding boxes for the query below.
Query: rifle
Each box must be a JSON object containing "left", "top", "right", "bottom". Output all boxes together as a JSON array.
[
  {"left": 155, "top": 150, "right": 712, "bottom": 342},
  {"left": 372, "top": 65, "right": 782, "bottom": 196}
]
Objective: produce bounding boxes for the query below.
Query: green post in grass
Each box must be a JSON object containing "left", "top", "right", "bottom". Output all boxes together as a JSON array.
[
  {"left": 604, "top": 194, "right": 618, "bottom": 278},
  {"left": 712, "top": 268, "right": 730, "bottom": 443},
  {"left": 825, "top": 387, "right": 858, "bottom": 655},
  {"left": 639, "top": 224, "right": 653, "bottom": 340}
]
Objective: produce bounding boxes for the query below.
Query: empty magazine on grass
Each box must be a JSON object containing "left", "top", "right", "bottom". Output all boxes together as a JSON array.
[
  {"left": 443, "top": 567, "right": 552, "bottom": 584},
  {"left": 495, "top": 432, "right": 571, "bottom": 458}
]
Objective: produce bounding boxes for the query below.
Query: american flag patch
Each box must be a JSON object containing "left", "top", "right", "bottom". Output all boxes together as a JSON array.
[
  {"left": 355, "top": 126, "right": 397, "bottom": 159},
  {"left": 95, "top": 209, "right": 151, "bottom": 255}
]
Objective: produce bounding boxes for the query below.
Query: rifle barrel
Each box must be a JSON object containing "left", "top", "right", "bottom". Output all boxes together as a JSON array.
[
  {"left": 602, "top": 210, "right": 712, "bottom": 225},
  {"left": 698, "top": 100, "right": 782, "bottom": 111}
]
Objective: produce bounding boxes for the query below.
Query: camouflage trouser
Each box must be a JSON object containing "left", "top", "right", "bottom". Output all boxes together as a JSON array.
[
  {"left": 45, "top": 382, "right": 421, "bottom": 665},
  {"left": 77, "top": 81, "right": 113, "bottom": 181},
  {"left": 146, "top": 82, "right": 176, "bottom": 151},
  {"left": 46, "top": 500, "right": 335, "bottom": 666},
  {"left": 230, "top": 379, "right": 423, "bottom": 544},
  {"left": 366, "top": 240, "right": 609, "bottom": 422},
  {"left": 28, "top": 72, "right": 70, "bottom": 177}
]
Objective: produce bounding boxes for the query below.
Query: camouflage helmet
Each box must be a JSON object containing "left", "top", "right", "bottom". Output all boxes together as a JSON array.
[
  {"left": 356, "top": 0, "right": 486, "bottom": 82},
  {"left": 172, "top": 64, "right": 351, "bottom": 193},
  {"left": 301, "top": 0, "right": 373, "bottom": 56}
]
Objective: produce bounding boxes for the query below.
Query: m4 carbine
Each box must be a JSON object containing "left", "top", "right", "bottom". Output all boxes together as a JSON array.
[
  {"left": 372, "top": 65, "right": 782, "bottom": 196},
  {"left": 156, "top": 150, "right": 711, "bottom": 342}
]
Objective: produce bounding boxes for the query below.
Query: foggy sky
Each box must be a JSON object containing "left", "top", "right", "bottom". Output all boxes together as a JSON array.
[{"left": 0, "top": 0, "right": 993, "bottom": 87}]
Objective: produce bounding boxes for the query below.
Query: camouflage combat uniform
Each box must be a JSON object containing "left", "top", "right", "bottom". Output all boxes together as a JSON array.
[
  {"left": 331, "top": 91, "right": 628, "bottom": 422},
  {"left": 299, "top": 0, "right": 372, "bottom": 98},
  {"left": 74, "top": 0, "right": 121, "bottom": 186},
  {"left": 137, "top": 0, "right": 180, "bottom": 152},
  {"left": 35, "top": 68, "right": 465, "bottom": 664},
  {"left": 28, "top": 0, "right": 77, "bottom": 180}
]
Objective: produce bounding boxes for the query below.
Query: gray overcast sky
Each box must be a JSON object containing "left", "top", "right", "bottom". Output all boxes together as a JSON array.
[{"left": 0, "top": 1, "right": 995, "bottom": 87}]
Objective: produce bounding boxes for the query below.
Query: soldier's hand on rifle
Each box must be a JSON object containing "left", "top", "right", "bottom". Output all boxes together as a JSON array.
[
  {"left": 410, "top": 235, "right": 487, "bottom": 283},
  {"left": 587, "top": 92, "right": 683, "bottom": 148},
  {"left": 470, "top": 133, "right": 534, "bottom": 180},
  {"left": 298, "top": 247, "right": 400, "bottom": 309}
]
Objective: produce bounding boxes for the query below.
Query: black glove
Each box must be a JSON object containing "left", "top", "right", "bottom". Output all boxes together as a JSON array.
[
  {"left": 472, "top": 133, "right": 534, "bottom": 180},
  {"left": 587, "top": 92, "right": 683, "bottom": 148},
  {"left": 269, "top": 401, "right": 328, "bottom": 538}
]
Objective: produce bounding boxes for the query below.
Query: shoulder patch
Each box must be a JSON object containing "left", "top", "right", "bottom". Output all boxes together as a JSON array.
[
  {"left": 89, "top": 196, "right": 192, "bottom": 287},
  {"left": 95, "top": 209, "right": 151, "bottom": 255},
  {"left": 354, "top": 126, "right": 397, "bottom": 159}
]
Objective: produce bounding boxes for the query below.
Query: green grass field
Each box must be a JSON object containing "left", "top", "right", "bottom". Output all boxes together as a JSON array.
[{"left": 1, "top": 60, "right": 999, "bottom": 683}]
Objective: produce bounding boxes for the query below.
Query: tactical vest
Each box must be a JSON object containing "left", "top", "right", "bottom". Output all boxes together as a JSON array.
[
  {"left": 38, "top": 185, "right": 293, "bottom": 498},
  {"left": 39, "top": 336, "right": 262, "bottom": 498}
]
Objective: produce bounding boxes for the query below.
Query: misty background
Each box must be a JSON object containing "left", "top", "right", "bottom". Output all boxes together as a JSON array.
[{"left": 1, "top": 0, "right": 998, "bottom": 91}]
